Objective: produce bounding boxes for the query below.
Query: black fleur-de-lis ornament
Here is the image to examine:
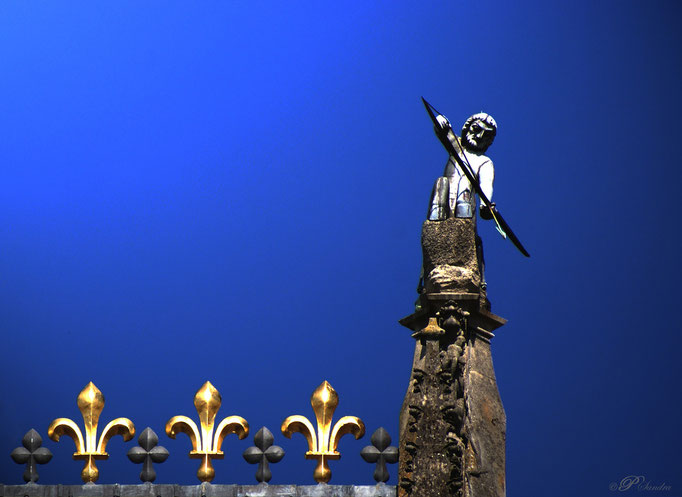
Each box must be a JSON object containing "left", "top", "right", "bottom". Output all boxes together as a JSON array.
[
  {"left": 360, "top": 427, "right": 399, "bottom": 483},
  {"left": 10, "top": 429, "right": 53, "bottom": 483},
  {"left": 127, "top": 427, "right": 169, "bottom": 482},
  {"left": 242, "top": 427, "right": 285, "bottom": 483}
]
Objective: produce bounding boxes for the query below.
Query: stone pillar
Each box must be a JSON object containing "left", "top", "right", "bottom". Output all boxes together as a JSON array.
[{"left": 398, "top": 218, "right": 507, "bottom": 497}]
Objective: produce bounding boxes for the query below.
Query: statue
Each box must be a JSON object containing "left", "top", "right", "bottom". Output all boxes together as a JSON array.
[
  {"left": 421, "top": 112, "right": 498, "bottom": 299},
  {"left": 428, "top": 112, "right": 497, "bottom": 221},
  {"left": 421, "top": 98, "right": 530, "bottom": 258},
  {"left": 416, "top": 99, "right": 529, "bottom": 302}
]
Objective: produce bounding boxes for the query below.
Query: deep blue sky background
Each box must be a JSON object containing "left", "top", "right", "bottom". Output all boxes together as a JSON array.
[{"left": 1, "top": 2, "right": 681, "bottom": 496}]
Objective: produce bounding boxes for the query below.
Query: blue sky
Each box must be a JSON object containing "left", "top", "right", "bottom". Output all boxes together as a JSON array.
[{"left": 1, "top": 2, "right": 681, "bottom": 495}]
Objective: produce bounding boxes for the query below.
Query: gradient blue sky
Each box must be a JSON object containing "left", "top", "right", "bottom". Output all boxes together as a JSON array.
[{"left": 1, "top": 2, "right": 681, "bottom": 496}]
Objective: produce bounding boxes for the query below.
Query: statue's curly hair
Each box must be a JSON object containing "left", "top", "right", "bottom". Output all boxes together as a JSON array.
[{"left": 462, "top": 113, "right": 497, "bottom": 137}]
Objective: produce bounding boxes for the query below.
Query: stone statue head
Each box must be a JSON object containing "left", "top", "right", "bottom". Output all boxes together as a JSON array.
[{"left": 461, "top": 113, "right": 497, "bottom": 153}]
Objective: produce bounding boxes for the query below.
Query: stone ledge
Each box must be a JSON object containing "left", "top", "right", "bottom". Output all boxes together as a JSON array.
[{"left": 0, "top": 484, "right": 395, "bottom": 497}]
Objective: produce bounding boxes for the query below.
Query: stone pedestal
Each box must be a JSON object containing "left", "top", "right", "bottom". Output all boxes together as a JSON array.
[
  {"left": 398, "top": 219, "right": 507, "bottom": 497},
  {"left": 421, "top": 217, "right": 481, "bottom": 295}
]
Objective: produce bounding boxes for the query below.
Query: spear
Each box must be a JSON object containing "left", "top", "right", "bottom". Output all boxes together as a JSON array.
[{"left": 421, "top": 97, "right": 530, "bottom": 258}]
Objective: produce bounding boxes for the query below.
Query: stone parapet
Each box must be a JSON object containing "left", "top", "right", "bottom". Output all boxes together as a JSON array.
[{"left": 0, "top": 484, "right": 395, "bottom": 497}]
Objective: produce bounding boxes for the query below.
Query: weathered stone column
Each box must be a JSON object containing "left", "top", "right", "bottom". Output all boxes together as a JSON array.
[{"left": 398, "top": 218, "right": 507, "bottom": 497}]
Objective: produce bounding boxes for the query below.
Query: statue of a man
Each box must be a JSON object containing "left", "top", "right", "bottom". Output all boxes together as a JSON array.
[{"left": 427, "top": 112, "right": 497, "bottom": 221}]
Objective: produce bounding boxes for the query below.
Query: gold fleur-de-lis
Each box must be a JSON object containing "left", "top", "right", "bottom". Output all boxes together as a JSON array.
[
  {"left": 281, "top": 380, "right": 365, "bottom": 483},
  {"left": 166, "top": 381, "right": 249, "bottom": 482},
  {"left": 47, "top": 382, "right": 135, "bottom": 483}
]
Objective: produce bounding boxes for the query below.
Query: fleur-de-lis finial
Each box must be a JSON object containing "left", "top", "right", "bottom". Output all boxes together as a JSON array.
[
  {"left": 47, "top": 382, "right": 135, "bottom": 483},
  {"left": 166, "top": 381, "right": 249, "bottom": 482},
  {"left": 281, "top": 381, "right": 365, "bottom": 483}
]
